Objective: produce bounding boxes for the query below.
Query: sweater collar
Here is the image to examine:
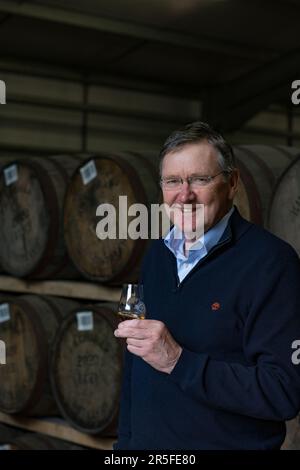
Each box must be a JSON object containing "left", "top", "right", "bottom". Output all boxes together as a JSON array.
[
  {"left": 218, "top": 205, "right": 252, "bottom": 245},
  {"left": 163, "top": 206, "right": 253, "bottom": 287}
]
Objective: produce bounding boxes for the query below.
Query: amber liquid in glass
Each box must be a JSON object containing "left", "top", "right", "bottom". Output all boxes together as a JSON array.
[{"left": 117, "top": 310, "right": 145, "bottom": 320}]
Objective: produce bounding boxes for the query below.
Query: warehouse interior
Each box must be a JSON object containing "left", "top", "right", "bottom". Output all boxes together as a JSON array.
[
  {"left": 0, "top": 0, "right": 299, "bottom": 451},
  {"left": 1, "top": 0, "right": 300, "bottom": 154}
]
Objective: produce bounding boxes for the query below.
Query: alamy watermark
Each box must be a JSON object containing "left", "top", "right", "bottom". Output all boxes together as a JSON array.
[
  {"left": 291, "top": 339, "right": 300, "bottom": 365},
  {"left": 0, "top": 80, "right": 6, "bottom": 104},
  {"left": 95, "top": 197, "right": 204, "bottom": 247},
  {"left": 0, "top": 340, "right": 6, "bottom": 365}
]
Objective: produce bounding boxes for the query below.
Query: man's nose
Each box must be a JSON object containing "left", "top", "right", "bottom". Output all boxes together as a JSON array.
[{"left": 178, "top": 181, "right": 196, "bottom": 202}]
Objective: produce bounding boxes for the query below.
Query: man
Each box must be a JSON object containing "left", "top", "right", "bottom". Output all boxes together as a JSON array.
[{"left": 113, "top": 121, "right": 300, "bottom": 450}]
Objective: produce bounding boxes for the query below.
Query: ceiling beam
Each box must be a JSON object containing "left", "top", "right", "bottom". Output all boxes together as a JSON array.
[
  {"left": 203, "top": 50, "right": 300, "bottom": 131},
  {"left": 0, "top": 0, "right": 277, "bottom": 61}
]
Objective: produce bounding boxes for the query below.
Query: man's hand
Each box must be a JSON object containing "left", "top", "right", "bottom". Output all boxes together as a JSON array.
[{"left": 114, "top": 319, "right": 182, "bottom": 374}]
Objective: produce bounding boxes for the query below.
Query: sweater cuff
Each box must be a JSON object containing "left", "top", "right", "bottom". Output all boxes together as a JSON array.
[{"left": 168, "top": 347, "right": 208, "bottom": 391}]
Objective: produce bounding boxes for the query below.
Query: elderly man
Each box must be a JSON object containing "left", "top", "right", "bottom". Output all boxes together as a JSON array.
[{"left": 113, "top": 121, "right": 300, "bottom": 450}]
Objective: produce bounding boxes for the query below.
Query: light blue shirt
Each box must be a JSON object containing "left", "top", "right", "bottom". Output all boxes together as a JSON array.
[{"left": 164, "top": 207, "right": 234, "bottom": 283}]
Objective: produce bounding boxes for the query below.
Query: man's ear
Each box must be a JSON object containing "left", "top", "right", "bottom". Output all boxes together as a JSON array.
[{"left": 229, "top": 168, "right": 240, "bottom": 199}]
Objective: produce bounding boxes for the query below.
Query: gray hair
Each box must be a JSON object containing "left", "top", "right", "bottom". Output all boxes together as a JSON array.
[{"left": 159, "top": 121, "right": 236, "bottom": 178}]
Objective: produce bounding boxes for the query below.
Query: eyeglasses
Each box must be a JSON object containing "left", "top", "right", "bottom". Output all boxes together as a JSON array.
[{"left": 160, "top": 171, "right": 230, "bottom": 190}]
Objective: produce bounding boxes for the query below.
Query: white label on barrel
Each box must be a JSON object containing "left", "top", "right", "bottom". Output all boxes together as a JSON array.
[
  {"left": 76, "top": 311, "right": 94, "bottom": 331},
  {"left": 4, "top": 164, "right": 18, "bottom": 186},
  {"left": 0, "top": 303, "right": 10, "bottom": 323},
  {"left": 80, "top": 160, "right": 97, "bottom": 185}
]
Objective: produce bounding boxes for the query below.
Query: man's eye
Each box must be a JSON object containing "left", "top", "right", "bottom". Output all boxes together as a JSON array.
[
  {"left": 193, "top": 177, "right": 207, "bottom": 184},
  {"left": 166, "top": 179, "right": 179, "bottom": 185}
]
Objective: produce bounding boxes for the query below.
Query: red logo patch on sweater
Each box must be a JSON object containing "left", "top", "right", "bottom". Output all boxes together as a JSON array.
[{"left": 211, "top": 302, "right": 221, "bottom": 311}]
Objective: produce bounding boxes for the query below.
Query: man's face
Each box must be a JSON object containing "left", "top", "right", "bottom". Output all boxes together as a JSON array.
[{"left": 161, "top": 140, "right": 239, "bottom": 235}]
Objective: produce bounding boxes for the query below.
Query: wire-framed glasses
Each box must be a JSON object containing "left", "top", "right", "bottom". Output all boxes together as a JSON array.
[{"left": 160, "top": 171, "right": 230, "bottom": 190}]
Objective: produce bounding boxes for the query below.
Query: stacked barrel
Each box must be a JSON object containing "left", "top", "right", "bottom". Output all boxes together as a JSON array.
[
  {"left": 0, "top": 295, "right": 78, "bottom": 416},
  {"left": 268, "top": 156, "right": 300, "bottom": 257},
  {"left": 233, "top": 145, "right": 300, "bottom": 256},
  {"left": 63, "top": 153, "right": 160, "bottom": 283},
  {"left": 50, "top": 302, "right": 122, "bottom": 435},
  {"left": 0, "top": 155, "right": 81, "bottom": 279}
]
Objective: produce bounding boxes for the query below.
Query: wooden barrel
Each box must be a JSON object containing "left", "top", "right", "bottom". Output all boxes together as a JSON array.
[
  {"left": 233, "top": 145, "right": 300, "bottom": 224},
  {"left": 64, "top": 153, "right": 159, "bottom": 284},
  {"left": 0, "top": 157, "right": 22, "bottom": 274},
  {"left": 50, "top": 303, "right": 123, "bottom": 435},
  {"left": 0, "top": 155, "right": 82, "bottom": 279},
  {"left": 268, "top": 157, "right": 300, "bottom": 256},
  {"left": 8, "top": 432, "right": 84, "bottom": 450},
  {"left": 0, "top": 294, "right": 78, "bottom": 415}
]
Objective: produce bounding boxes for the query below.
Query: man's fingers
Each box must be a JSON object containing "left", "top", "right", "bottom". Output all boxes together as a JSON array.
[
  {"left": 118, "top": 319, "right": 160, "bottom": 329},
  {"left": 114, "top": 327, "right": 149, "bottom": 339},
  {"left": 114, "top": 319, "right": 167, "bottom": 344}
]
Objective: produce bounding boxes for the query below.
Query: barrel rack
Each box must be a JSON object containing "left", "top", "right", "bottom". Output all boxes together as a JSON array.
[{"left": 0, "top": 275, "right": 122, "bottom": 450}]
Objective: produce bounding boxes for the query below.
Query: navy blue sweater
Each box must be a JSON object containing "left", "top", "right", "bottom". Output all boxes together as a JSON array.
[{"left": 114, "top": 208, "right": 300, "bottom": 450}]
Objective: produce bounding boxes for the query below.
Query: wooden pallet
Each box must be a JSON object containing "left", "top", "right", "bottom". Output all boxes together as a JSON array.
[{"left": 0, "top": 275, "right": 121, "bottom": 302}]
